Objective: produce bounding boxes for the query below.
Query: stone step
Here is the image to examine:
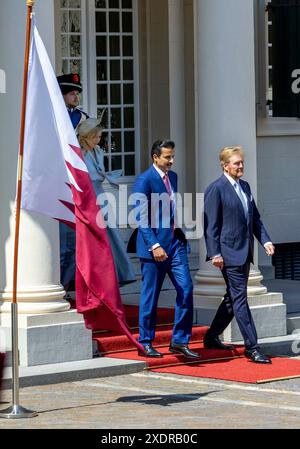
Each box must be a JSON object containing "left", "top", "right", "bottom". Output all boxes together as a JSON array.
[
  {"left": 235, "top": 333, "right": 300, "bottom": 357},
  {"left": 1, "top": 358, "right": 146, "bottom": 390},
  {"left": 263, "top": 279, "right": 300, "bottom": 314},
  {"left": 287, "top": 313, "right": 300, "bottom": 334}
]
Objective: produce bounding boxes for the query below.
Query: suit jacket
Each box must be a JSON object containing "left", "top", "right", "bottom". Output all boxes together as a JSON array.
[
  {"left": 127, "top": 165, "right": 187, "bottom": 259},
  {"left": 204, "top": 174, "right": 271, "bottom": 266}
]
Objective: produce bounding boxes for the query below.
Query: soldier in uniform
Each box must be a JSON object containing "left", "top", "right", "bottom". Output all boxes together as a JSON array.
[
  {"left": 57, "top": 73, "right": 89, "bottom": 131},
  {"left": 57, "top": 73, "right": 89, "bottom": 298}
]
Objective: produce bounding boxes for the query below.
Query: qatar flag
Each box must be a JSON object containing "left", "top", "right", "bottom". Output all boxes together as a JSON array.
[{"left": 21, "top": 24, "right": 143, "bottom": 352}]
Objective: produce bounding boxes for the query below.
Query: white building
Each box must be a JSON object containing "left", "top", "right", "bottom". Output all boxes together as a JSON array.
[{"left": 0, "top": 0, "right": 299, "bottom": 365}]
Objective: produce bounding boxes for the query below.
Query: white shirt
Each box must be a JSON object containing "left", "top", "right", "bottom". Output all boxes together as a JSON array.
[
  {"left": 224, "top": 172, "right": 248, "bottom": 210},
  {"left": 153, "top": 163, "right": 166, "bottom": 179}
]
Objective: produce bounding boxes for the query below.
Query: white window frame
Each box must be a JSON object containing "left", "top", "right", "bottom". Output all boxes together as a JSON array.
[
  {"left": 86, "top": 0, "right": 140, "bottom": 182},
  {"left": 55, "top": 0, "right": 140, "bottom": 181},
  {"left": 255, "top": 0, "right": 300, "bottom": 136},
  {"left": 54, "top": 0, "right": 88, "bottom": 112}
]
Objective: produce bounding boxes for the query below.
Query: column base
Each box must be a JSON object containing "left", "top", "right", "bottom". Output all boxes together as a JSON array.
[
  {"left": 194, "top": 292, "right": 287, "bottom": 342},
  {"left": 194, "top": 268, "right": 267, "bottom": 297},
  {"left": 0, "top": 310, "right": 92, "bottom": 366},
  {"left": 0, "top": 285, "right": 70, "bottom": 313}
]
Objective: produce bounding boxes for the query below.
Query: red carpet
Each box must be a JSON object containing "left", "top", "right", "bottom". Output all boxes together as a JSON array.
[
  {"left": 92, "top": 305, "right": 300, "bottom": 383},
  {"left": 151, "top": 355, "right": 300, "bottom": 384}
]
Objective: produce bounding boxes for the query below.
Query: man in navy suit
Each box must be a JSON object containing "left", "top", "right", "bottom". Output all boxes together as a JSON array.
[
  {"left": 128, "top": 140, "right": 199, "bottom": 359},
  {"left": 203, "top": 146, "right": 275, "bottom": 364}
]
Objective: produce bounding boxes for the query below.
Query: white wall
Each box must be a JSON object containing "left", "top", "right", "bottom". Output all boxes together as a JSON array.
[{"left": 257, "top": 136, "right": 300, "bottom": 245}]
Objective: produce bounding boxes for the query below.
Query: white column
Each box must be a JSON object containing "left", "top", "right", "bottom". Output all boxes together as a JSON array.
[
  {"left": 194, "top": 0, "right": 267, "bottom": 299},
  {"left": 168, "top": 0, "right": 186, "bottom": 194},
  {"left": 0, "top": 209, "right": 69, "bottom": 314},
  {"left": 0, "top": 0, "right": 69, "bottom": 314}
]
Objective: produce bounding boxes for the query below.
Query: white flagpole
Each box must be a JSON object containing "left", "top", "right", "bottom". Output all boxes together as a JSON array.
[{"left": 0, "top": 0, "right": 38, "bottom": 419}]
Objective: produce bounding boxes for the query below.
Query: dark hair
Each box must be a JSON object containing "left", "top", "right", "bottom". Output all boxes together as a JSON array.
[{"left": 151, "top": 139, "right": 175, "bottom": 160}]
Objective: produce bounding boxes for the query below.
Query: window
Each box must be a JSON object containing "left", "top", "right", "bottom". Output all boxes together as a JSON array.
[
  {"left": 59, "top": 0, "right": 85, "bottom": 87},
  {"left": 273, "top": 242, "right": 300, "bottom": 280},
  {"left": 256, "top": 0, "right": 300, "bottom": 134},
  {"left": 93, "top": 0, "right": 136, "bottom": 176},
  {"left": 266, "top": 0, "right": 300, "bottom": 118},
  {"left": 56, "top": 0, "right": 139, "bottom": 177}
]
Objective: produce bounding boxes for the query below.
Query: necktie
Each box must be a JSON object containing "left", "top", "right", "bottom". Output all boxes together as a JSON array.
[
  {"left": 163, "top": 174, "right": 172, "bottom": 196},
  {"left": 234, "top": 182, "right": 248, "bottom": 217},
  {"left": 163, "top": 174, "right": 175, "bottom": 234}
]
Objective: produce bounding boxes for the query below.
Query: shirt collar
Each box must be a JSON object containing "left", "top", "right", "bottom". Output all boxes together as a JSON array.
[
  {"left": 153, "top": 163, "right": 167, "bottom": 179},
  {"left": 224, "top": 172, "right": 240, "bottom": 186}
]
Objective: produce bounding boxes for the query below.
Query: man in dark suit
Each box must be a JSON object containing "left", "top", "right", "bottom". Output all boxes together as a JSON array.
[
  {"left": 203, "top": 146, "right": 275, "bottom": 364},
  {"left": 128, "top": 140, "right": 199, "bottom": 359}
]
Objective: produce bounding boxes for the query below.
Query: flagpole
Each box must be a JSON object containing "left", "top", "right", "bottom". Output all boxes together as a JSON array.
[{"left": 0, "top": 0, "right": 37, "bottom": 419}]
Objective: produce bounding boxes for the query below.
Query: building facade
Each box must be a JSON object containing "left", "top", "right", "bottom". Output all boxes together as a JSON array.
[{"left": 0, "top": 1, "right": 299, "bottom": 354}]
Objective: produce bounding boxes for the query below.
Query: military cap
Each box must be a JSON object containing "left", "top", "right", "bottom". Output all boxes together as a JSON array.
[{"left": 57, "top": 73, "right": 82, "bottom": 95}]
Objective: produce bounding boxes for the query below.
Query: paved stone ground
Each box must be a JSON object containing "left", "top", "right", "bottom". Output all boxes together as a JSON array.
[{"left": 0, "top": 369, "right": 300, "bottom": 430}]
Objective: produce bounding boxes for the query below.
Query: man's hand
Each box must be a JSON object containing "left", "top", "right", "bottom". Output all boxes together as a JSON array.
[
  {"left": 152, "top": 246, "right": 168, "bottom": 262},
  {"left": 212, "top": 256, "right": 224, "bottom": 270},
  {"left": 264, "top": 243, "right": 275, "bottom": 257}
]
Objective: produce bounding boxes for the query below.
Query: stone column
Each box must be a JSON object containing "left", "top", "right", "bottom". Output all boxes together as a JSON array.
[
  {"left": 0, "top": 0, "right": 92, "bottom": 365},
  {"left": 0, "top": 209, "right": 69, "bottom": 314},
  {"left": 168, "top": 0, "right": 186, "bottom": 194},
  {"left": 193, "top": 0, "right": 286, "bottom": 341}
]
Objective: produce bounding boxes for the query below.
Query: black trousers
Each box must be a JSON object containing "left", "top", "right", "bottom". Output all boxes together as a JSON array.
[{"left": 207, "top": 260, "right": 258, "bottom": 350}]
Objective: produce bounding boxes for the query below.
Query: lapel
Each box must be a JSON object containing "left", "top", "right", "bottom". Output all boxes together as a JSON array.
[
  {"left": 150, "top": 165, "right": 171, "bottom": 194},
  {"left": 221, "top": 174, "right": 247, "bottom": 222},
  {"left": 168, "top": 171, "right": 177, "bottom": 193},
  {"left": 239, "top": 179, "right": 251, "bottom": 204},
  {"left": 240, "top": 179, "right": 252, "bottom": 222},
  {"left": 150, "top": 165, "right": 166, "bottom": 192}
]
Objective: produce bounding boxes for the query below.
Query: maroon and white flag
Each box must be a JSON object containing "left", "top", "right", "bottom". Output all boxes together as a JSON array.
[{"left": 21, "top": 24, "right": 142, "bottom": 351}]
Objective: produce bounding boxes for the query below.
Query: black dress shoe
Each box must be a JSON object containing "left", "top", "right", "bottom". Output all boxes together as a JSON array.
[
  {"left": 245, "top": 348, "right": 272, "bottom": 364},
  {"left": 169, "top": 343, "right": 200, "bottom": 359},
  {"left": 203, "top": 335, "right": 235, "bottom": 350},
  {"left": 138, "top": 344, "right": 163, "bottom": 358}
]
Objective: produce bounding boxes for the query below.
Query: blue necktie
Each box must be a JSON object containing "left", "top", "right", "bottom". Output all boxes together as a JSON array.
[{"left": 234, "top": 182, "right": 248, "bottom": 217}]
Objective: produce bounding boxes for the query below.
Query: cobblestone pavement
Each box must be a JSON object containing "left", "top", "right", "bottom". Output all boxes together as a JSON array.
[{"left": 0, "top": 370, "right": 300, "bottom": 429}]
